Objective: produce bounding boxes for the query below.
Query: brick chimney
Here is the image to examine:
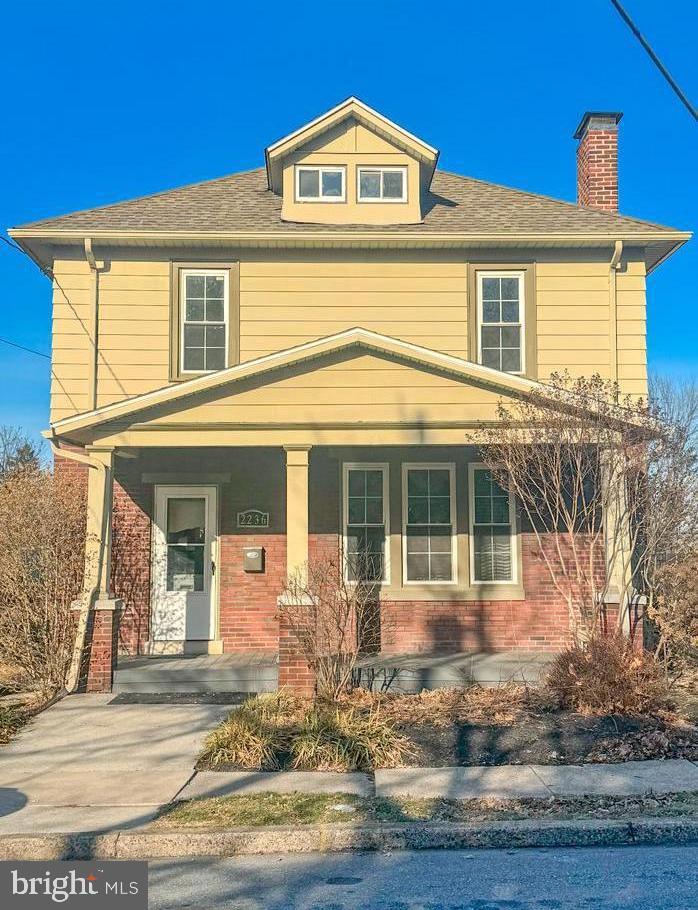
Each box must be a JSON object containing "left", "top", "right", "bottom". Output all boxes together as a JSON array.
[{"left": 573, "top": 111, "right": 623, "bottom": 212}]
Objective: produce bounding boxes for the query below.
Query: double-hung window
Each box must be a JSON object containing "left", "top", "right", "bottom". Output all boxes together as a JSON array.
[
  {"left": 343, "top": 464, "right": 389, "bottom": 582},
  {"left": 180, "top": 269, "right": 228, "bottom": 373},
  {"left": 295, "top": 166, "right": 346, "bottom": 202},
  {"left": 357, "top": 166, "right": 407, "bottom": 202},
  {"left": 477, "top": 272, "right": 525, "bottom": 373},
  {"left": 403, "top": 465, "right": 456, "bottom": 583},
  {"left": 469, "top": 465, "right": 516, "bottom": 583}
]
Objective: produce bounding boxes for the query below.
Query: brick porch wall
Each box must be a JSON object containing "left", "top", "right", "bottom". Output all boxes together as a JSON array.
[
  {"left": 310, "top": 532, "right": 575, "bottom": 653},
  {"left": 53, "top": 448, "right": 89, "bottom": 485},
  {"left": 111, "top": 477, "right": 152, "bottom": 655},
  {"left": 219, "top": 533, "right": 285, "bottom": 653}
]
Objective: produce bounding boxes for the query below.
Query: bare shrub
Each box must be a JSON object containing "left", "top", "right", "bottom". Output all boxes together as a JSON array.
[
  {"left": 643, "top": 377, "right": 698, "bottom": 671},
  {"left": 0, "top": 425, "right": 42, "bottom": 479},
  {"left": 546, "top": 635, "right": 669, "bottom": 716},
  {"left": 649, "top": 554, "right": 698, "bottom": 671},
  {"left": 278, "top": 544, "right": 389, "bottom": 700},
  {"left": 0, "top": 467, "right": 87, "bottom": 699},
  {"left": 480, "top": 371, "right": 695, "bottom": 643}
]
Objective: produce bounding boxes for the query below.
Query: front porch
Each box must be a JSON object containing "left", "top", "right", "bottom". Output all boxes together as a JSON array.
[
  {"left": 53, "top": 334, "right": 604, "bottom": 695},
  {"left": 62, "top": 440, "right": 575, "bottom": 694}
]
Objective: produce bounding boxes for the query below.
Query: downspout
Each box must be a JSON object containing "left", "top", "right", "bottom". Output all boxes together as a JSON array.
[
  {"left": 608, "top": 240, "right": 633, "bottom": 635},
  {"left": 609, "top": 240, "right": 623, "bottom": 392},
  {"left": 49, "top": 437, "right": 106, "bottom": 693},
  {"left": 84, "top": 238, "right": 102, "bottom": 411}
]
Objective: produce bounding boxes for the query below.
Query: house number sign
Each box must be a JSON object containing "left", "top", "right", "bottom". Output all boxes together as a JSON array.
[{"left": 237, "top": 509, "right": 270, "bottom": 528}]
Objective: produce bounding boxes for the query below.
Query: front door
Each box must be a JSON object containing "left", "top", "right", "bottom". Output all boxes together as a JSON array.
[{"left": 151, "top": 485, "right": 217, "bottom": 642}]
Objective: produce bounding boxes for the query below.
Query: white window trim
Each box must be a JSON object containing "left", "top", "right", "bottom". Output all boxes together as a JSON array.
[
  {"left": 180, "top": 268, "right": 229, "bottom": 376},
  {"left": 468, "top": 462, "right": 518, "bottom": 586},
  {"left": 357, "top": 166, "right": 408, "bottom": 203},
  {"left": 476, "top": 270, "right": 526, "bottom": 375},
  {"left": 295, "top": 165, "right": 346, "bottom": 203},
  {"left": 342, "top": 462, "right": 390, "bottom": 584},
  {"left": 401, "top": 463, "right": 457, "bottom": 585}
]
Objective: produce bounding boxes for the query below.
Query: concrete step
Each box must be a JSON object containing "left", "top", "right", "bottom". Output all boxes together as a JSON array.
[
  {"left": 113, "top": 656, "right": 279, "bottom": 695},
  {"left": 113, "top": 679, "right": 278, "bottom": 695}
]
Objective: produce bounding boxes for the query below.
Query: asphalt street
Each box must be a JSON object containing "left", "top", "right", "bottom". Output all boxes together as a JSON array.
[{"left": 148, "top": 843, "right": 698, "bottom": 909}]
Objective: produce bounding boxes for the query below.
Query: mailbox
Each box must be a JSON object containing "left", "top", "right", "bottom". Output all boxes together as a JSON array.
[{"left": 243, "top": 547, "right": 264, "bottom": 572}]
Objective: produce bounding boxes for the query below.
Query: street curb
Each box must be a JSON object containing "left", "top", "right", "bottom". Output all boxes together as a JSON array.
[{"left": 1, "top": 817, "right": 697, "bottom": 860}]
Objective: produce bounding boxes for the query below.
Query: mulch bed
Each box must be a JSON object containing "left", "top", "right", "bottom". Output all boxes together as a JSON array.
[
  {"left": 349, "top": 685, "right": 698, "bottom": 767},
  {"left": 401, "top": 712, "right": 698, "bottom": 766}
]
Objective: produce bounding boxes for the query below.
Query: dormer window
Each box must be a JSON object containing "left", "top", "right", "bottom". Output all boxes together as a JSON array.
[
  {"left": 295, "top": 166, "right": 346, "bottom": 202},
  {"left": 358, "top": 166, "right": 407, "bottom": 202}
]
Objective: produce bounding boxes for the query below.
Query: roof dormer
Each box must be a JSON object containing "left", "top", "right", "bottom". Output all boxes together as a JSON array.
[{"left": 265, "top": 97, "right": 438, "bottom": 226}]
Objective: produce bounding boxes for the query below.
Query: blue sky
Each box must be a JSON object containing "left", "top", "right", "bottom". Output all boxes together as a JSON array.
[{"left": 1, "top": 0, "right": 695, "bottom": 442}]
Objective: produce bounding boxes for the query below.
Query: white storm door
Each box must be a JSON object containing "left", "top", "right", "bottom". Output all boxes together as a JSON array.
[{"left": 151, "top": 486, "right": 217, "bottom": 641}]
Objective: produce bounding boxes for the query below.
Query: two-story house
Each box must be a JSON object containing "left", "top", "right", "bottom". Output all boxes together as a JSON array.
[{"left": 9, "top": 98, "right": 690, "bottom": 694}]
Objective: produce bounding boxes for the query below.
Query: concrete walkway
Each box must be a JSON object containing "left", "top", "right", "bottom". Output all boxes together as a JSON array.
[{"left": 0, "top": 694, "right": 230, "bottom": 833}]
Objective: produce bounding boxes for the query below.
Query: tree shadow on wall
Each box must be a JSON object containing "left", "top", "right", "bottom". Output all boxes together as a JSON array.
[{"left": 111, "top": 500, "right": 152, "bottom": 657}]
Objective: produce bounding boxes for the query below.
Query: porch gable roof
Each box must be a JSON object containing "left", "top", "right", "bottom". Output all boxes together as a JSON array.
[{"left": 47, "top": 328, "right": 543, "bottom": 440}]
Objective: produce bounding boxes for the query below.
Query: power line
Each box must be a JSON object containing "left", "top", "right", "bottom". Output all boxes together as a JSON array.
[
  {"left": 610, "top": 0, "right": 697, "bottom": 121},
  {"left": 0, "top": 234, "right": 24, "bottom": 254},
  {"left": 0, "top": 235, "right": 53, "bottom": 360},
  {"left": 0, "top": 336, "right": 50, "bottom": 359}
]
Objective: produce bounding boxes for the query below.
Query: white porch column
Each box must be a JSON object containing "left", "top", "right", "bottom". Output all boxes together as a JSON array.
[
  {"left": 284, "top": 445, "right": 311, "bottom": 583},
  {"left": 601, "top": 448, "right": 633, "bottom": 636},
  {"left": 84, "top": 446, "right": 119, "bottom": 603}
]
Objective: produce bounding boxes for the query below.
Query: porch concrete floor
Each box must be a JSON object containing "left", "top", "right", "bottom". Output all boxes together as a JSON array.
[
  {"left": 114, "top": 652, "right": 279, "bottom": 695},
  {"left": 355, "top": 650, "right": 555, "bottom": 693}
]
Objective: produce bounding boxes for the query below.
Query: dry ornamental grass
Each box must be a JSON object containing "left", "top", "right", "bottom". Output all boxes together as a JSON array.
[{"left": 199, "top": 691, "right": 411, "bottom": 772}]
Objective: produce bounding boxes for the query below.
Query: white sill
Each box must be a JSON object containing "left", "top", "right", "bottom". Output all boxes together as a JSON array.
[
  {"left": 295, "top": 197, "right": 345, "bottom": 204},
  {"left": 403, "top": 579, "right": 457, "bottom": 586},
  {"left": 357, "top": 197, "right": 408, "bottom": 204}
]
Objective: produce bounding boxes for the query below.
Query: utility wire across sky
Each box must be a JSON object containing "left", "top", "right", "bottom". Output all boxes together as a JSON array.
[{"left": 610, "top": 0, "right": 697, "bottom": 121}]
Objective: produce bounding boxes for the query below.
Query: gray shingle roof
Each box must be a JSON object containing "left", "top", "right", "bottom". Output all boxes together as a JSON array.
[{"left": 14, "top": 167, "right": 678, "bottom": 235}]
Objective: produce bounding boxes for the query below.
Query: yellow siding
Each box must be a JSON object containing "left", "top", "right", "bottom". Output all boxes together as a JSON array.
[
  {"left": 50, "top": 259, "right": 92, "bottom": 420},
  {"left": 49, "top": 250, "right": 648, "bottom": 423},
  {"left": 616, "top": 260, "right": 648, "bottom": 397},
  {"left": 144, "top": 353, "right": 512, "bottom": 427},
  {"left": 535, "top": 260, "right": 612, "bottom": 381},
  {"left": 238, "top": 259, "right": 468, "bottom": 361}
]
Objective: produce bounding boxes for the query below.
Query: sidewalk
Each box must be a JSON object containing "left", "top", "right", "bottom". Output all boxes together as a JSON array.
[
  {"left": 0, "top": 693, "right": 230, "bottom": 834},
  {"left": 0, "top": 692, "right": 696, "bottom": 838},
  {"left": 174, "top": 760, "right": 698, "bottom": 803}
]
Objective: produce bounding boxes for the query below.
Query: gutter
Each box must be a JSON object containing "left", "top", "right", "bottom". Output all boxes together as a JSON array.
[
  {"left": 9, "top": 228, "right": 691, "bottom": 245},
  {"left": 49, "top": 438, "right": 105, "bottom": 693}
]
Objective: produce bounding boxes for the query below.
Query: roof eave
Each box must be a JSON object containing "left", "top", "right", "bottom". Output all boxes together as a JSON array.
[{"left": 10, "top": 228, "right": 691, "bottom": 245}]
